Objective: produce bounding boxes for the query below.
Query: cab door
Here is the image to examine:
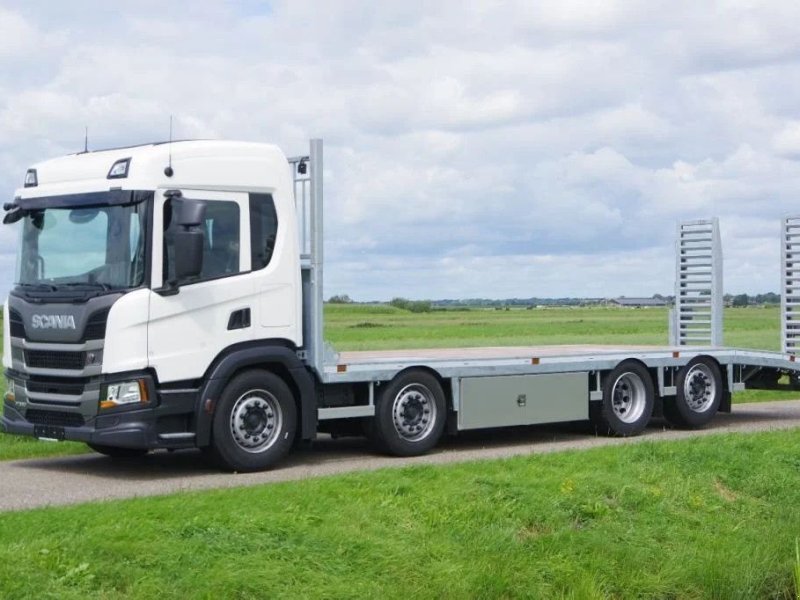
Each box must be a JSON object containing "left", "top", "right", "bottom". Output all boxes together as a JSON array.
[{"left": 148, "top": 188, "right": 258, "bottom": 383}]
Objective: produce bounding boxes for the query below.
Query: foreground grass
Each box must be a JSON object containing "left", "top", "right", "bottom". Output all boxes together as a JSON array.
[
  {"left": 0, "top": 430, "right": 86, "bottom": 461},
  {"left": 1, "top": 429, "right": 799, "bottom": 598}
]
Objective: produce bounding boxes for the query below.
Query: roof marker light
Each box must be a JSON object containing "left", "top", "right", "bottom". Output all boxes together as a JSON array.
[
  {"left": 24, "top": 169, "right": 37, "bottom": 188},
  {"left": 107, "top": 158, "right": 131, "bottom": 179}
]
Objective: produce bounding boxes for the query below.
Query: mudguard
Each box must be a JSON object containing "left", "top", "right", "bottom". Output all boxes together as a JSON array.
[{"left": 196, "top": 342, "right": 318, "bottom": 446}]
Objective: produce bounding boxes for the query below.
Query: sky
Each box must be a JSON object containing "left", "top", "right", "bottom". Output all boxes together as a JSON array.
[{"left": 1, "top": 1, "right": 800, "bottom": 301}]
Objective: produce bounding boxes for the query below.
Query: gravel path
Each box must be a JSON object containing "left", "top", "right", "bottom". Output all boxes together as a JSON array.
[{"left": 2, "top": 400, "right": 799, "bottom": 512}]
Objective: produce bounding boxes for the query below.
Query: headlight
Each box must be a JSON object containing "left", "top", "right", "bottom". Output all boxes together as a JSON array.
[
  {"left": 4, "top": 379, "right": 14, "bottom": 402},
  {"left": 100, "top": 379, "right": 148, "bottom": 410}
]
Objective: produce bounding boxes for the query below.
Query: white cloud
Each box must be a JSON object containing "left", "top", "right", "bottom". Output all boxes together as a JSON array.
[
  {"left": 772, "top": 122, "right": 800, "bottom": 158},
  {"left": 1, "top": 1, "right": 800, "bottom": 302}
]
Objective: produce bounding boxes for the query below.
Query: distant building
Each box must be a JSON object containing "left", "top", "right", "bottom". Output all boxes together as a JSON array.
[{"left": 608, "top": 297, "right": 669, "bottom": 308}]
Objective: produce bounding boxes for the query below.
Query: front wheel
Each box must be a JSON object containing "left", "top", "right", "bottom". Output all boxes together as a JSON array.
[
  {"left": 368, "top": 370, "right": 446, "bottom": 456},
  {"left": 208, "top": 370, "right": 297, "bottom": 472},
  {"left": 591, "top": 360, "right": 655, "bottom": 436}
]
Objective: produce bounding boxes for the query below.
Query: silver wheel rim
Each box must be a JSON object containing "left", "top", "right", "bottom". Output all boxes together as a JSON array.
[
  {"left": 611, "top": 372, "right": 647, "bottom": 424},
  {"left": 392, "top": 383, "right": 437, "bottom": 442},
  {"left": 229, "top": 389, "right": 282, "bottom": 453},
  {"left": 683, "top": 364, "right": 716, "bottom": 413}
]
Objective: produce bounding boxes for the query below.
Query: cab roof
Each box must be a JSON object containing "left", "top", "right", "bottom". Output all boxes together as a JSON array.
[{"left": 16, "top": 140, "right": 292, "bottom": 199}]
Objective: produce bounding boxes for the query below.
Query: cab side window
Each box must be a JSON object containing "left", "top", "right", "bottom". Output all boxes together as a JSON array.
[
  {"left": 250, "top": 193, "right": 278, "bottom": 270},
  {"left": 163, "top": 199, "right": 240, "bottom": 283}
]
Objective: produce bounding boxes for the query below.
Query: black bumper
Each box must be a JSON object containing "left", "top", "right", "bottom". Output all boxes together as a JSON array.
[{"left": 1, "top": 388, "right": 198, "bottom": 450}]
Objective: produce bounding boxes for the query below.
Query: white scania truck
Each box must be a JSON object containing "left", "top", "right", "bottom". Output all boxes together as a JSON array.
[{"left": 2, "top": 139, "right": 799, "bottom": 471}]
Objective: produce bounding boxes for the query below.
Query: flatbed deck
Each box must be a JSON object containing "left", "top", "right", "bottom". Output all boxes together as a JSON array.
[{"left": 322, "top": 344, "right": 800, "bottom": 384}]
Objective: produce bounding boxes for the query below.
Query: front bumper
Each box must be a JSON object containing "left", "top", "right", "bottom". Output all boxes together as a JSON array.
[{"left": 1, "top": 384, "right": 198, "bottom": 450}]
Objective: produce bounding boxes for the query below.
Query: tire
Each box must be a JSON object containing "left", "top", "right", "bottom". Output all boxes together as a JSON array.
[
  {"left": 87, "top": 444, "right": 149, "bottom": 459},
  {"left": 591, "top": 360, "right": 654, "bottom": 436},
  {"left": 664, "top": 356, "right": 722, "bottom": 429},
  {"left": 207, "top": 370, "right": 297, "bottom": 472},
  {"left": 368, "top": 370, "right": 446, "bottom": 456}
]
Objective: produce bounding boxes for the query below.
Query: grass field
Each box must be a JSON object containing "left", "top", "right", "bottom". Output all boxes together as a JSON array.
[
  {"left": 0, "top": 305, "right": 796, "bottom": 461},
  {"left": 1, "top": 307, "right": 799, "bottom": 598},
  {"left": 1, "top": 430, "right": 799, "bottom": 598},
  {"left": 325, "top": 303, "right": 782, "bottom": 350}
]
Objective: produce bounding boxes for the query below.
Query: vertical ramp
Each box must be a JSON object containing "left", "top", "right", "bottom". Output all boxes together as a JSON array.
[
  {"left": 781, "top": 216, "right": 800, "bottom": 355},
  {"left": 674, "top": 219, "right": 723, "bottom": 346}
]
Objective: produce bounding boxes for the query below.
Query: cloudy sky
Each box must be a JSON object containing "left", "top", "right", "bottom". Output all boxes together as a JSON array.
[{"left": 2, "top": 1, "right": 800, "bottom": 301}]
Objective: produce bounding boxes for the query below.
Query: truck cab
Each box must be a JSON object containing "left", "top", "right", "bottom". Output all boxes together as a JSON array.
[{"left": 2, "top": 140, "right": 319, "bottom": 470}]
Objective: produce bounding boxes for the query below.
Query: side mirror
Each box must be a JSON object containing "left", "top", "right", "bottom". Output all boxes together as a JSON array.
[
  {"left": 174, "top": 229, "right": 204, "bottom": 280},
  {"left": 173, "top": 199, "right": 206, "bottom": 280},
  {"left": 174, "top": 198, "right": 206, "bottom": 228}
]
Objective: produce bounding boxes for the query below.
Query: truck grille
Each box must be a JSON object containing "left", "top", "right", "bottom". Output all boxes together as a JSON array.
[
  {"left": 83, "top": 308, "right": 109, "bottom": 341},
  {"left": 25, "top": 350, "right": 85, "bottom": 370},
  {"left": 26, "top": 379, "right": 86, "bottom": 396},
  {"left": 8, "top": 309, "right": 25, "bottom": 338},
  {"left": 25, "top": 409, "right": 85, "bottom": 427},
  {"left": 7, "top": 307, "right": 108, "bottom": 341}
]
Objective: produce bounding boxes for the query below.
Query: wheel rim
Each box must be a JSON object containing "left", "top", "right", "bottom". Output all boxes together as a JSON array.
[
  {"left": 229, "top": 389, "right": 283, "bottom": 453},
  {"left": 391, "top": 383, "right": 437, "bottom": 442},
  {"left": 611, "top": 372, "right": 647, "bottom": 424},
  {"left": 683, "top": 364, "right": 716, "bottom": 413}
]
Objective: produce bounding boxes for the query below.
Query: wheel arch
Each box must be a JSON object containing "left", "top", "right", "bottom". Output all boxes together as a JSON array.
[
  {"left": 386, "top": 365, "right": 452, "bottom": 409},
  {"left": 195, "top": 340, "right": 318, "bottom": 447},
  {"left": 604, "top": 357, "right": 654, "bottom": 387}
]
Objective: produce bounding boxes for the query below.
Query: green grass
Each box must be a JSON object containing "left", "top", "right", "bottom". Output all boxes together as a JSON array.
[
  {"left": 0, "top": 431, "right": 86, "bottom": 461},
  {"left": 324, "top": 303, "right": 783, "bottom": 351},
  {"left": 1, "top": 430, "right": 800, "bottom": 598},
  {"left": 0, "top": 305, "right": 795, "bottom": 461},
  {"left": 795, "top": 539, "right": 800, "bottom": 600}
]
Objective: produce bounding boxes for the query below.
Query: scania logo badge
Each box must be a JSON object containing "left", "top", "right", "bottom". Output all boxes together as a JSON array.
[{"left": 31, "top": 314, "right": 77, "bottom": 330}]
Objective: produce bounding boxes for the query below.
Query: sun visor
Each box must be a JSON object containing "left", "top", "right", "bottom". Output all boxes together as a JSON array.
[{"left": 13, "top": 190, "right": 152, "bottom": 210}]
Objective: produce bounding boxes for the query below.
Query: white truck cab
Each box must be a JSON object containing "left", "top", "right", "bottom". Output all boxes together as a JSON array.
[
  {"left": 2, "top": 140, "right": 317, "bottom": 469},
  {"left": 3, "top": 138, "right": 799, "bottom": 471}
]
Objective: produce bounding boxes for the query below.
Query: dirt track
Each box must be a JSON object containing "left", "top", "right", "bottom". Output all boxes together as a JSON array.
[{"left": 2, "top": 399, "right": 799, "bottom": 512}]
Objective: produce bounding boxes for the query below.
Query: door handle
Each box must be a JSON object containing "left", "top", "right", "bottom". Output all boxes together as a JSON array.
[{"left": 227, "top": 308, "right": 251, "bottom": 330}]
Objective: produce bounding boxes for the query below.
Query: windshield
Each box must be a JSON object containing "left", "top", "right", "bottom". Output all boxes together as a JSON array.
[{"left": 15, "top": 198, "right": 148, "bottom": 292}]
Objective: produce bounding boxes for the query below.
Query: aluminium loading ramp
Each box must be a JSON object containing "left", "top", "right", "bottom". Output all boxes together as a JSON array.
[
  {"left": 671, "top": 218, "right": 723, "bottom": 347},
  {"left": 782, "top": 216, "right": 800, "bottom": 355}
]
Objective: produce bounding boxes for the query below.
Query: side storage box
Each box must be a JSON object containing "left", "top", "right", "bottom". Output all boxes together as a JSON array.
[{"left": 458, "top": 372, "right": 588, "bottom": 430}]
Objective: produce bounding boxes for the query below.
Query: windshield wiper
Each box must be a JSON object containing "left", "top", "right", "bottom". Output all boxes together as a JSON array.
[
  {"left": 58, "top": 282, "right": 113, "bottom": 291},
  {"left": 16, "top": 282, "right": 58, "bottom": 292}
]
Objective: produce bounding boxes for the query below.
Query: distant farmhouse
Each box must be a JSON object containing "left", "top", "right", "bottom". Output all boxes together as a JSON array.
[{"left": 608, "top": 297, "right": 669, "bottom": 308}]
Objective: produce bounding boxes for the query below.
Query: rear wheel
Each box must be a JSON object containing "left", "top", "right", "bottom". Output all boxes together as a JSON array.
[
  {"left": 591, "top": 360, "right": 654, "bottom": 436},
  {"left": 87, "top": 444, "right": 149, "bottom": 459},
  {"left": 664, "top": 357, "right": 722, "bottom": 428},
  {"left": 208, "top": 370, "right": 297, "bottom": 472},
  {"left": 368, "top": 370, "right": 446, "bottom": 456}
]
